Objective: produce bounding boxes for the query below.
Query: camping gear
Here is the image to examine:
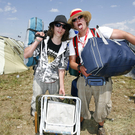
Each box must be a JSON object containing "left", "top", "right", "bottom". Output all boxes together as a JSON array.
[
  {"left": 81, "top": 26, "right": 135, "bottom": 77},
  {"left": 0, "top": 36, "right": 28, "bottom": 75},
  {"left": 24, "top": 17, "right": 44, "bottom": 67},
  {"left": 35, "top": 95, "right": 81, "bottom": 135}
]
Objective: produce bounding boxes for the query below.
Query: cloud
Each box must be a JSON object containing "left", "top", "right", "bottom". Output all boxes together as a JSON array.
[
  {"left": 0, "top": 8, "right": 3, "bottom": 12},
  {"left": 111, "top": 5, "right": 117, "bottom": 8},
  {"left": 50, "top": 8, "right": 59, "bottom": 12},
  {"left": 128, "top": 16, "right": 135, "bottom": 24},
  {"left": 102, "top": 17, "right": 135, "bottom": 35},
  {"left": 133, "top": 1, "right": 135, "bottom": 6},
  {"left": 7, "top": 17, "right": 18, "bottom": 20},
  {"left": 3, "top": 2, "right": 17, "bottom": 13},
  {"left": 103, "top": 21, "right": 129, "bottom": 31}
]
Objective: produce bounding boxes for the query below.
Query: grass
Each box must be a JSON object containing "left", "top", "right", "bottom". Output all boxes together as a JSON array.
[{"left": 0, "top": 67, "right": 135, "bottom": 135}]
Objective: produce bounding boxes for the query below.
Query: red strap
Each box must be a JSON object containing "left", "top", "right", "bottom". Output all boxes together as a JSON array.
[
  {"left": 73, "top": 36, "right": 81, "bottom": 73},
  {"left": 90, "top": 28, "right": 99, "bottom": 37},
  {"left": 73, "top": 36, "right": 79, "bottom": 57}
]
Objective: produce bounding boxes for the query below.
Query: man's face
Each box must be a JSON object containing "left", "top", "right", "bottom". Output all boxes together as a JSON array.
[
  {"left": 72, "top": 15, "right": 87, "bottom": 31},
  {"left": 54, "top": 22, "right": 66, "bottom": 38}
]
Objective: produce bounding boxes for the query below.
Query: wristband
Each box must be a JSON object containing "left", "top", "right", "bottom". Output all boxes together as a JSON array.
[
  {"left": 77, "top": 64, "right": 82, "bottom": 71},
  {"left": 35, "top": 38, "right": 41, "bottom": 43}
]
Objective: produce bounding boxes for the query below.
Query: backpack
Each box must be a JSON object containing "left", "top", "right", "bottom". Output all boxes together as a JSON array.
[
  {"left": 69, "top": 28, "right": 99, "bottom": 76},
  {"left": 24, "top": 17, "right": 47, "bottom": 67}
]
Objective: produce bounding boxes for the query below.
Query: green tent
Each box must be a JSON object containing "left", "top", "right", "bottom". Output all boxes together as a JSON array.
[{"left": 0, "top": 36, "right": 28, "bottom": 75}]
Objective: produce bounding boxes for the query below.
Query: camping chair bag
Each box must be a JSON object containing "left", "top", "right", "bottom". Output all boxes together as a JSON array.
[
  {"left": 81, "top": 37, "right": 135, "bottom": 77},
  {"left": 24, "top": 17, "right": 44, "bottom": 67}
]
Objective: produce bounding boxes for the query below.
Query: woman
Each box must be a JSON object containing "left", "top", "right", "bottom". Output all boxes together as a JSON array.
[{"left": 24, "top": 15, "right": 71, "bottom": 116}]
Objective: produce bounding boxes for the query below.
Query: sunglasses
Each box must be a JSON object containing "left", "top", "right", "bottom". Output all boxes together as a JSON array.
[
  {"left": 55, "top": 23, "right": 66, "bottom": 29},
  {"left": 72, "top": 15, "right": 83, "bottom": 22}
]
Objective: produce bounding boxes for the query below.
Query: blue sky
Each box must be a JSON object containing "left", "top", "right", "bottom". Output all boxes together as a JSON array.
[{"left": 0, "top": 0, "right": 135, "bottom": 41}]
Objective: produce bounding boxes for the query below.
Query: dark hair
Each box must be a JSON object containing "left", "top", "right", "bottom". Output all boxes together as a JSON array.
[{"left": 47, "top": 23, "right": 70, "bottom": 41}]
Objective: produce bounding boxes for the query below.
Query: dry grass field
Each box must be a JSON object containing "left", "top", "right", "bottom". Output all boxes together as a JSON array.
[{"left": 0, "top": 67, "right": 135, "bottom": 135}]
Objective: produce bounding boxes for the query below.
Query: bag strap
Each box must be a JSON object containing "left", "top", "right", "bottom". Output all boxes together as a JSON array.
[
  {"left": 96, "top": 25, "right": 109, "bottom": 45},
  {"left": 90, "top": 28, "right": 100, "bottom": 37},
  {"left": 73, "top": 36, "right": 80, "bottom": 64},
  {"left": 33, "top": 30, "right": 47, "bottom": 70}
]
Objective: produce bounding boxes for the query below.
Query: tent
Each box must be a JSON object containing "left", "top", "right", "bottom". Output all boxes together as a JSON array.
[{"left": 0, "top": 36, "right": 28, "bottom": 75}]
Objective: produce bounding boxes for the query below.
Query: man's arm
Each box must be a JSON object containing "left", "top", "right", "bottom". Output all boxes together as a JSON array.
[
  {"left": 69, "top": 55, "right": 90, "bottom": 77},
  {"left": 110, "top": 29, "right": 135, "bottom": 45},
  {"left": 59, "top": 69, "right": 65, "bottom": 96}
]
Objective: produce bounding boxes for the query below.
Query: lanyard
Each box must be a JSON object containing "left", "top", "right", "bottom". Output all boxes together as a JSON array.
[{"left": 78, "top": 28, "right": 89, "bottom": 48}]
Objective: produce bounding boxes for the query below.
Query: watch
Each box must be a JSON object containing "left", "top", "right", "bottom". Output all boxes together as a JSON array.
[{"left": 77, "top": 65, "right": 82, "bottom": 71}]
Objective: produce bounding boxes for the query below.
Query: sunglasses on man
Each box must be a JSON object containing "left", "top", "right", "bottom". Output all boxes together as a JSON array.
[
  {"left": 72, "top": 15, "right": 83, "bottom": 22},
  {"left": 55, "top": 23, "right": 66, "bottom": 29}
]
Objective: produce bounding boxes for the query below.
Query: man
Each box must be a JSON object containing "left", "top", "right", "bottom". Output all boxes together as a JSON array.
[
  {"left": 68, "top": 8, "right": 135, "bottom": 135},
  {"left": 24, "top": 15, "right": 70, "bottom": 116}
]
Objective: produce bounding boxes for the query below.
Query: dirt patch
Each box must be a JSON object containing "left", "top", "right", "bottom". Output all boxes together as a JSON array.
[{"left": 0, "top": 68, "right": 135, "bottom": 135}]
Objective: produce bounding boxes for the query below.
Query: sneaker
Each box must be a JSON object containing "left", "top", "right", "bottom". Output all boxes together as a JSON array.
[{"left": 97, "top": 127, "right": 106, "bottom": 135}]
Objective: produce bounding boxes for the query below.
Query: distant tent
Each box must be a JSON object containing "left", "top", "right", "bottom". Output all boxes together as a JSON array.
[{"left": 0, "top": 36, "right": 28, "bottom": 75}]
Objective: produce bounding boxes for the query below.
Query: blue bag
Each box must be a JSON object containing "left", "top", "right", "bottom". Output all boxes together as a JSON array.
[
  {"left": 24, "top": 17, "right": 44, "bottom": 67},
  {"left": 84, "top": 75, "right": 106, "bottom": 86},
  {"left": 71, "top": 78, "right": 78, "bottom": 97},
  {"left": 81, "top": 36, "right": 135, "bottom": 77}
]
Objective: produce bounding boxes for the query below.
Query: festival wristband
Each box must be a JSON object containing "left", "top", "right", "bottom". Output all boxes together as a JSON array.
[{"left": 35, "top": 38, "right": 41, "bottom": 43}]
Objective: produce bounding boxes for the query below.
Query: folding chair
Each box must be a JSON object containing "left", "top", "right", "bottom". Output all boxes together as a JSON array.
[{"left": 39, "top": 95, "right": 81, "bottom": 135}]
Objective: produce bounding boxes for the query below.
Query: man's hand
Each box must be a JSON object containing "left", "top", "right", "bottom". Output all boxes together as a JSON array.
[
  {"left": 59, "top": 88, "right": 65, "bottom": 96},
  {"left": 35, "top": 32, "right": 45, "bottom": 42},
  {"left": 80, "top": 65, "right": 91, "bottom": 77}
]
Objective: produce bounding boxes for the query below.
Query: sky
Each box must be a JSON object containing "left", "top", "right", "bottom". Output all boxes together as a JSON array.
[{"left": 0, "top": 0, "right": 135, "bottom": 42}]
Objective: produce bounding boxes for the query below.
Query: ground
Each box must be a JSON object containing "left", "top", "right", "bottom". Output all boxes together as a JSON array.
[{"left": 0, "top": 67, "right": 135, "bottom": 135}]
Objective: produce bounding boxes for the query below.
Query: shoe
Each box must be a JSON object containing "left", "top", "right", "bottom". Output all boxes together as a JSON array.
[
  {"left": 80, "top": 119, "right": 84, "bottom": 130},
  {"left": 97, "top": 127, "right": 106, "bottom": 135}
]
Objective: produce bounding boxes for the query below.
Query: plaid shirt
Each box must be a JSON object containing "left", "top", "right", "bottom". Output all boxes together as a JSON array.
[{"left": 34, "top": 36, "right": 69, "bottom": 83}]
